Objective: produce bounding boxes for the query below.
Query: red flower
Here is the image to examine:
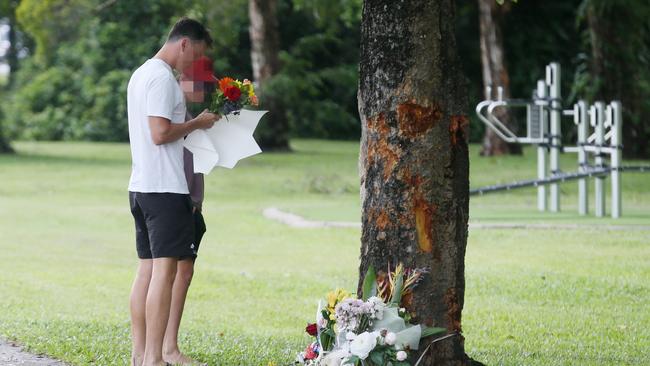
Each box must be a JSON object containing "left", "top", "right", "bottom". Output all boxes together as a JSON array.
[
  {"left": 305, "top": 323, "right": 318, "bottom": 336},
  {"left": 224, "top": 85, "right": 242, "bottom": 101},
  {"left": 304, "top": 344, "right": 318, "bottom": 360}
]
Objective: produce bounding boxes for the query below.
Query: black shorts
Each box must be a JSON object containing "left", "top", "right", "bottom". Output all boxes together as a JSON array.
[
  {"left": 187, "top": 209, "right": 207, "bottom": 261},
  {"left": 129, "top": 191, "right": 195, "bottom": 259}
]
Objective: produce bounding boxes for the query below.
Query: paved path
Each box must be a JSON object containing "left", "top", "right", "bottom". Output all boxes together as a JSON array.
[
  {"left": 0, "top": 340, "right": 68, "bottom": 366},
  {"left": 263, "top": 207, "right": 650, "bottom": 231}
]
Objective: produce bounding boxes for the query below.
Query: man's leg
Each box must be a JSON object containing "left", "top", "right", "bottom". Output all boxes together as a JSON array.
[
  {"left": 142, "top": 257, "right": 178, "bottom": 366},
  {"left": 163, "top": 259, "right": 199, "bottom": 364},
  {"left": 130, "top": 259, "right": 153, "bottom": 366}
]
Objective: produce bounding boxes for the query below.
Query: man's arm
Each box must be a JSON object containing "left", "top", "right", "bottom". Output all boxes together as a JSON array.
[{"left": 149, "top": 109, "right": 220, "bottom": 145}]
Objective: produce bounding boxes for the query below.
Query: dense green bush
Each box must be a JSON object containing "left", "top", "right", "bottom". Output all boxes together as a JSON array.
[
  {"left": 4, "top": 65, "right": 83, "bottom": 140},
  {"left": 265, "top": 33, "right": 360, "bottom": 140}
]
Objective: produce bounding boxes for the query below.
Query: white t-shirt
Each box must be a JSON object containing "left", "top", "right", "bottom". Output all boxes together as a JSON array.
[{"left": 127, "top": 58, "right": 189, "bottom": 194}]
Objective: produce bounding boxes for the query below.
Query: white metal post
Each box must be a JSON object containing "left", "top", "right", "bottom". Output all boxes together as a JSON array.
[
  {"left": 547, "top": 63, "right": 562, "bottom": 212},
  {"left": 609, "top": 101, "right": 623, "bottom": 218},
  {"left": 536, "top": 80, "right": 548, "bottom": 212},
  {"left": 576, "top": 101, "right": 589, "bottom": 215},
  {"left": 592, "top": 102, "right": 606, "bottom": 217}
]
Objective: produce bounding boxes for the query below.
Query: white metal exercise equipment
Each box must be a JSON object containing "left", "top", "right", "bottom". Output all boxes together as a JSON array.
[{"left": 473, "top": 62, "right": 648, "bottom": 218}]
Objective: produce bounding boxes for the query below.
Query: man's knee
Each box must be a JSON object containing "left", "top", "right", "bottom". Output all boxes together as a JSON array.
[{"left": 152, "top": 258, "right": 179, "bottom": 284}]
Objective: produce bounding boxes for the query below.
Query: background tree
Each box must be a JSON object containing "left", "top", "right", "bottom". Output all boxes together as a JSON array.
[
  {"left": 0, "top": 0, "right": 648, "bottom": 158},
  {"left": 576, "top": 0, "right": 650, "bottom": 158},
  {"left": 0, "top": 0, "right": 20, "bottom": 153},
  {"left": 248, "top": 0, "right": 289, "bottom": 150},
  {"left": 477, "top": 0, "right": 521, "bottom": 156},
  {"left": 357, "top": 1, "right": 472, "bottom": 365}
]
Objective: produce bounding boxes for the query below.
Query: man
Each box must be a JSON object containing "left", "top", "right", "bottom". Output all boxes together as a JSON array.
[{"left": 127, "top": 18, "right": 220, "bottom": 366}]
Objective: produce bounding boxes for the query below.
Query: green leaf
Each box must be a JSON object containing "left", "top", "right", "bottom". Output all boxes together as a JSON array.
[
  {"left": 420, "top": 326, "right": 447, "bottom": 338},
  {"left": 323, "top": 328, "right": 337, "bottom": 337},
  {"left": 343, "top": 355, "right": 360, "bottom": 365},
  {"left": 369, "top": 350, "right": 385, "bottom": 365},
  {"left": 390, "top": 271, "right": 404, "bottom": 306},
  {"left": 362, "top": 264, "right": 377, "bottom": 300}
]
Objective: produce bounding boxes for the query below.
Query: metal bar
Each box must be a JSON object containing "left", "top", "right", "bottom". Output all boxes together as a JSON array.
[
  {"left": 475, "top": 101, "right": 518, "bottom": 143},
  {"left": 537, "top": 80, "right": 548, "bottom": 212},
  {"left": 576, "top": 101, "right": 589, "bottom": 215},
  {"left": 592, "top": 102, "right": 606, "bottom": 217},
  {"left": 564, "top": 145, "right": 618, "bottom": 154},
  {"left": 609, "top": 101, "right": 623, "bottom": 218},
  {"left": 618, "top": 165, "right": 650, "bottom": 172},
  {"left": 563, "top": 146, "right": 581, "bottom": 153},
  {"left": 582, "top": 145, "right": 618, "bottom": 154},
  {"left": 548, "top": 63, "right": 562, "bottom": 212},
  {"left": 486, "top": 101, "right": 520, "bottom": 139},
  {"left": 470, "top": 165, "right": 649, "bottom": 197},
  {"left": 471, "top": 169, "right": 611, "bottom": 196}
]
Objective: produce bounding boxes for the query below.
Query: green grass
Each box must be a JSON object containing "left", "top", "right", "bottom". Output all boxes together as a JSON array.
[{"left": 0, "top": 140, "right": 649, "bottom": 365}]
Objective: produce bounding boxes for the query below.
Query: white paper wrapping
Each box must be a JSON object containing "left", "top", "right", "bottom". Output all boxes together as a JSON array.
[{"left": 183, "top": 109, "right": 268, "bottom": 174}]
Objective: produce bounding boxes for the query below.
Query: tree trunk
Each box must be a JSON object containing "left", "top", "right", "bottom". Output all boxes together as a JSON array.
[
  {"left": 248, "top": 0, "right": 290, "bottom": 151},
  {"left": 477, "top": 0, "right": 521, "bottom": 156},
  {"left": 0, "top": 131, "right": 12, "bottom": 154},
  {"left": 357, "top": 1, "right": 472, "bottom": 365}
]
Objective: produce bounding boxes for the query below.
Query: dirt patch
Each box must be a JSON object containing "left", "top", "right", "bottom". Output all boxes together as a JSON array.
[
  {"left": 262, "top": 208, "right": 650, "bottom": 231},
  {"left": 0, "top": 339, "right": 68, "bottom": 366}
]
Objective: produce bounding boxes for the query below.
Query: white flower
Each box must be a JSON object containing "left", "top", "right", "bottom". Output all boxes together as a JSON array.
[
  {"left": 349, "top": 331, "right": 378, "bottom": 360},
  {"left": 396, "top": 350, "right": 408, "bottom": 361},
  {"left": 395, "top": 351, "right": 408, "bottom": 361},
  {"left": 366, "top": 296, "right": 386, "bottom": 320},
  {"left": 335, "top": 299, "right": 366, "bottom": 331},
  {"left": 295, "top": 352, "right": 305, "bottom": 364},
  {"left": 384, "top": 332, "right": 397, "bottom": 345},
  {"left": 321, "top": 349, "right": 351, "bottom": 366},
  {"left": 345, "top": 332, "right": 357, "bottom": 341}
]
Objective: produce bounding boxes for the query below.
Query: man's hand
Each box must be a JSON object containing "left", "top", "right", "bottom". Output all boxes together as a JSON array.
[
  {"left": 194, "top": 109, "right": 221, "bottom": 130},
  {"left": 148, "top": 110, "right": 221, "bottom": 145}
]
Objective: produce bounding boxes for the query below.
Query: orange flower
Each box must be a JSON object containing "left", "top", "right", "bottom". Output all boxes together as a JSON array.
[
  {"left": 219, "top": 77, "right": 235, "bottom": 93},
  {"left": 250, "top": 94, "right": 259, "bottom": 106}
]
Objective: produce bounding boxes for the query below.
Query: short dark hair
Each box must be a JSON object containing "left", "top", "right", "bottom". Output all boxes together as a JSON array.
[{"left": 167, "top": 17, "right": 213, "bottom": 48}]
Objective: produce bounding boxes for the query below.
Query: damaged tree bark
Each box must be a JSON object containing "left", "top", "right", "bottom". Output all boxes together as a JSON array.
[{"left": 357, "top": 1, "right": 472, "bottom": 365}]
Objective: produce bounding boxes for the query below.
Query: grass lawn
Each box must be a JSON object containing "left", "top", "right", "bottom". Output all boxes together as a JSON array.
[{"left": 0, "top": 140, "right": 648, "bottom": 365}]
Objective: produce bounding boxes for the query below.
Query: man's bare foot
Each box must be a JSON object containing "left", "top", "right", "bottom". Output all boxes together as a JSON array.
[{"left": 163, "top": 350, "right": 206, "bottom": 366}]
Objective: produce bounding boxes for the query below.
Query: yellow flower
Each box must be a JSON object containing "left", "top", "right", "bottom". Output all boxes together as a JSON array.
[{"left": 326, "top": 288, "right": 351, "bottom": 314}]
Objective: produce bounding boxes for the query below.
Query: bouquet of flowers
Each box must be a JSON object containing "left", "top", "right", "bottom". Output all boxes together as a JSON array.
[
  {"left": 210, "top": 77, "right": 259, "bottom": 116},
  {"left": 296, "top": 264, "right": 447, "bottom": 366}
]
